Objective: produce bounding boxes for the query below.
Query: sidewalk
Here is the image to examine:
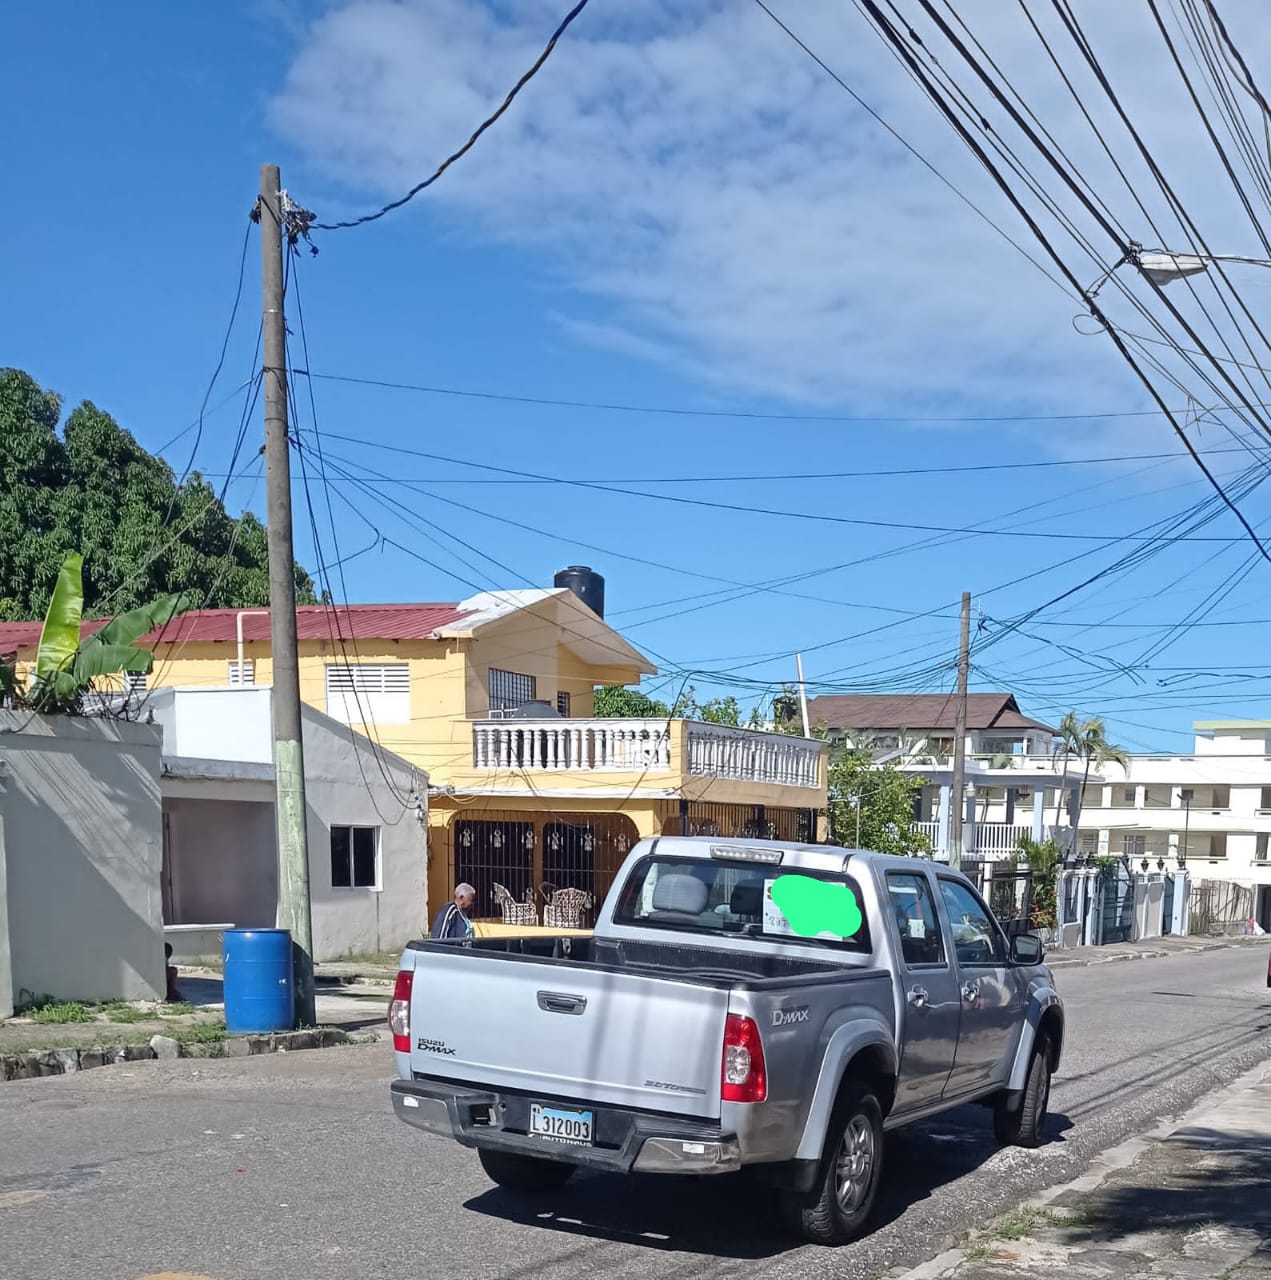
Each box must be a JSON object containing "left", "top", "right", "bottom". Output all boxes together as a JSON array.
[
  {"left": 902, "top": 1059, "right": 1271, "bottom": 1280},
  {"left": 1047, "top": 934, "right": 1264, "bottom": 968}
]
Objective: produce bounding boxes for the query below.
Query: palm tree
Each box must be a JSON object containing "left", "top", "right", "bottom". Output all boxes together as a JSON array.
[
  {"left": 1051, "top": 711, "right": 1082, "bottom": 827},
  {"left": 1052, "top": 711, "right": 1129, "bottom": 849}
]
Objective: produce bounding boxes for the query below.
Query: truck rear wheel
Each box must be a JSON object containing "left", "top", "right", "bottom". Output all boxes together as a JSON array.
[
  {"left": 993, "top": 1034, "right": 1050, "bottom": 1148},
  {"left": 477, "top": 1147, "right": 575, "bottom": 1192},
  {"left": 781, "top": 1087, "right": 884, "bottom": 1246}
]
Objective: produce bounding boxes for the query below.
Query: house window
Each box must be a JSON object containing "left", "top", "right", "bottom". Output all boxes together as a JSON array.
[
  {"left": 489, "top": 668, "right": 536, "bottom": 714},
  {"left": 227, "top": 660, "right": 255, "bottom": 686},
  {"left": 330, "top": 826, "right": 380, "bottom": 889},
  {"left": 556, "top": 691, "right": 571, "bottom": 718},
  {"left": 1257, "top": 833, "right": 1269, "bottom": 862},
  {"left": 124, "top": 672, "right": 147, "bottom": 694},
  {"left": 324, "top": 664, "right": 410, "bottom": 725},
  {"left": 1261, "top": 787, "right": 1271, "bottom": 812}
]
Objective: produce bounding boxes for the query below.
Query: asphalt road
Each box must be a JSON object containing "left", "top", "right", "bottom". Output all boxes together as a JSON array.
[{"left": 0, "top": 947, "right": 1268, "bottom": 1280}]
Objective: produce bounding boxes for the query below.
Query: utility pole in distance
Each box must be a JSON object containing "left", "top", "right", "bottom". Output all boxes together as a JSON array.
[
  {"left": 259, "top": 162, "right": 315, "bottom": 1027},
  {"left": 948, "top": 591, "right": 971, "bottom": 871}
]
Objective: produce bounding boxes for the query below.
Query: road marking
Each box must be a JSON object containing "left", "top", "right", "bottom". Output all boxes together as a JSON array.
[
  {"left": 135, "top": 1273, "right": 219, "bottom": 1279},
  {"left": 0, "top": 1190, "right": 50, "bottom": 1209}
]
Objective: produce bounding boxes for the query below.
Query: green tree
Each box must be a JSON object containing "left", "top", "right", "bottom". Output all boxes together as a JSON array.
[
  {"left": 0, "top": 368, "right": 318, "bottom": 621},
  {"left": 15, "top": 551, "right": 185, "bottom": 714},
  {"left": 593, "top": 684, "right": 672, "bottom": 718},
  {"left": 826, "top": 745, "right": 931, "bottom": 855}
]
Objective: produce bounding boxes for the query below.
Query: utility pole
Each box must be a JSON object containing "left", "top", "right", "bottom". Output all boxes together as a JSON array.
[
  {"left": 795, "top": 653, "right": 811, "bottom": 737},
  {"left": 948, "top": 591, "right": 971, "bottom": 870},
  {"left": 259, "top": 163, "right": 315, "bottom": 1027}
]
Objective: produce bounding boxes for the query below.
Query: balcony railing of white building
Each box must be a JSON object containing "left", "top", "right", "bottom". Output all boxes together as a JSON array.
[
  {"left": 471, "top": 719, "right": 823, "bottom": 789},
  {"left": 912, "top": 821, "right": 1060, "bottom": 860}
]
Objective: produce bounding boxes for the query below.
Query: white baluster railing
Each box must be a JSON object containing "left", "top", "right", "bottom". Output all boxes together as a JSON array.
[
  {"left": 471, "top": 719, "right": 672, "bottom": 772},
  {"left": 685, "top": 724, "right": 822, "bottom": 788}
]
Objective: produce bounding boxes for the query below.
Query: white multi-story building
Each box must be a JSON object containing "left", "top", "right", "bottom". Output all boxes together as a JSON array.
[{"left": 1074, "top": 719, "right": 1271, "bottom": 931}]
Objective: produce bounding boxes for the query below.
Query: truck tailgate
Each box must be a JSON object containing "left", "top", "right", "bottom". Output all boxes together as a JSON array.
[{"left": 409, "top": 951, "right": 729, "bottom": 1119}]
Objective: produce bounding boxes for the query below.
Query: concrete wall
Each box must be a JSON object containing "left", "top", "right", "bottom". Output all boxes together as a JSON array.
[
  {"left": 164, "top": 794, "right": 276, "bottom": 929},
  {"left": 0, "top": 712, "right": 165, "bottom": 1003},
  {"left": 0, "top": 766, "right": 12, "bottom": 1018},
  {"left": 301, "top": 706, "right": 426, "bottom": 959}
]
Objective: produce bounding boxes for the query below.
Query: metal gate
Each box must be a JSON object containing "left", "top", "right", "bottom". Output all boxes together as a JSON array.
[
  {"left": 1099, "top": 865, "right": 1135, "bottom": 944},
  {"left": 1162, "top": 872, "right": 1176, "bottom": 935},
  {"left": 987, "top": 870, "right": 1035, "bottom": 934}
]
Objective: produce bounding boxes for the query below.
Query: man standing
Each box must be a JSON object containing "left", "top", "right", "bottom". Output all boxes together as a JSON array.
[{"left": 431, "top": 883, "right": 476, "bottom": 940}]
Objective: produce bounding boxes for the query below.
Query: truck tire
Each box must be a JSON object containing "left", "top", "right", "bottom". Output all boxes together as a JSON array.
[
  {"left": 477, "top": 1147, "right": 575, "bottom": 1192},
  {"left": 781, "top": 1087, "right": 884, "bottom": 1246},
  {"left": 993, "top": 1035, "right": 1050, "bottom": 1148}
]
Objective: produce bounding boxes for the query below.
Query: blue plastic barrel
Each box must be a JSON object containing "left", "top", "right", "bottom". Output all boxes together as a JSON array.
[{"left": 223, "top": 929, "right": 295, "bottom": 1034}]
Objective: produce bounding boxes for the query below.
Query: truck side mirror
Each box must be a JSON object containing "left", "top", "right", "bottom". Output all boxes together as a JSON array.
[{"left": 1010, "top": 933, "right": 1044, "bottom": 965}]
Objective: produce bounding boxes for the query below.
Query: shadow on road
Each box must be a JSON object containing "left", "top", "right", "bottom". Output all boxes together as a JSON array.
[{"left": 461, "top": 1105, "right": 1069, "bottom": 1256}]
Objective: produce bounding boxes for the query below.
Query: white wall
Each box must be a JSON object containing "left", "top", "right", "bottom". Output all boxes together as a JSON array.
[
  {"left": 165, "top": 795, "right": 277, "bottom": 928},
  {"left": 0, "top": 771, "right": 12, "bottom": 1018},
  {"left": 150, "top": 686, "right": 272, "bottom": 765},
  {"left": 301, "top": 706, "right": 426, "bottom": 959},
  {"left": 0, "top": 713, "right": 165, "bottom": 1002}
]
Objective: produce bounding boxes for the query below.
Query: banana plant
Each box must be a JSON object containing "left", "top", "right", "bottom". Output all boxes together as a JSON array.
[{"left": 26, "top": 552, "right": 186, "bottom": 713}]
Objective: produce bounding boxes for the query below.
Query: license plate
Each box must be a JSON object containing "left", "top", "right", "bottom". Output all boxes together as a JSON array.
[{"left": 529, "top": 1103, "right": 594, "bottom": 1145}]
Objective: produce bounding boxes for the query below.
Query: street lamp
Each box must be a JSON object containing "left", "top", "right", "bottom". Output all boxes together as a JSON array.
[{"left": 1086, "top": 243, "right": 1271, "bottom": 297}]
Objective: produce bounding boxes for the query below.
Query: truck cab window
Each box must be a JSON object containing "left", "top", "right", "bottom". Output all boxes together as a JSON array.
[
  {"left": 938, "top": 879, "right": 1007, "bottom": 967},
  {"left": 886, "top": 872, "right": 945, "bottom": 967}
]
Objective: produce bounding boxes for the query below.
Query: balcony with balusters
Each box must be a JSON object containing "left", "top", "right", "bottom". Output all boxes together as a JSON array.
[{"left": 464, "top": 716, "right": 825, "bottom": 807}]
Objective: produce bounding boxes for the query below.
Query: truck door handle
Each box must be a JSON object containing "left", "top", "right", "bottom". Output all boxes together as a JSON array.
[
  {"left": 906, "top": 986, "right": 929, "bottom": 1009},
  {"left": 961, "top": 981, "right": 980, "bottom": 1002},
  {"left": 537, "top": 991, "right": 587, "bottom": 1016}
]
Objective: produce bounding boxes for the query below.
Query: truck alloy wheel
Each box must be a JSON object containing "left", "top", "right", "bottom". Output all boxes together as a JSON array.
[
  {"left": 477, "top": 1147, "right": 575, "bottom": 1192},
  {"left": 782, "top": 1088, "right": 885, "bottom": 1245}
]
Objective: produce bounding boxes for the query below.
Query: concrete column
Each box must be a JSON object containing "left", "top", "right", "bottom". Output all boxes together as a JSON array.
[
  {"left": 937, "top": 783, "right": 951, "bottom": 859},
  {"left": 1032, "top": 787, "right": 1046, "bottom": 843}
]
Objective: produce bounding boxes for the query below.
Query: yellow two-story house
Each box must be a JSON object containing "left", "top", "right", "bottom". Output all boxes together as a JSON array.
[{"left": 2, "top": 567, "right": 827, "bottom": 924}]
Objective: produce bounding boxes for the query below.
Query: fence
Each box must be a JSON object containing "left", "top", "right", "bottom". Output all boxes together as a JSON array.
[{"left": 1189, "top": 879, "right": 1255, "bottom": 936}]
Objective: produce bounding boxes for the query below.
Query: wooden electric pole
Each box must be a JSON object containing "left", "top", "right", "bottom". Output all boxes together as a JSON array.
[
  {"left": 948, "top": 591, "right": 971, "bottom": 870},
  {"left": 259, "top": 163, "right": 315, "bottom": 1027}
]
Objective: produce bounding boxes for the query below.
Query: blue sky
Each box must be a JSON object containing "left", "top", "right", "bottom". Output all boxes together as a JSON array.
[{"left": 4, "top": 1, "right": 1271, "bottom": 753}]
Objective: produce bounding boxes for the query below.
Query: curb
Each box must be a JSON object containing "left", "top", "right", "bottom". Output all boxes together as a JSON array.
[
  {"left": 314, "top": 974, "right": 395, "bottom": 989},
  {"left": 888, "top": 1056, "right": 1271, "bottom": 1280},
  {"left": 0, "top": 1026, "right": 380, "bottom": 1083},
  {"left": 1047, "top": 937, "right": 1262, "bottom": 970}
]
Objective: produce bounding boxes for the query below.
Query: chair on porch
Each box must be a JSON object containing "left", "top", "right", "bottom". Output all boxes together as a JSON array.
[
  {"left": 492, "top": 881, "right": 538, "bottom": 927},
  {"left": 543, "top": 886, "right": 594, "bottom": 930}
]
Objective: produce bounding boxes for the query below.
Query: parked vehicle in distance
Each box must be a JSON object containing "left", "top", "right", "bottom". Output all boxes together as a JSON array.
[{"left": 389, "top": 837, "right": 1063, "bottom": 1244}]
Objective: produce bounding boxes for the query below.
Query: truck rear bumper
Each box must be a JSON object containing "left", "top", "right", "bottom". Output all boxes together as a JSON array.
[{"left": 391, "top": 1079, "right": 741, "bottom": 1175}]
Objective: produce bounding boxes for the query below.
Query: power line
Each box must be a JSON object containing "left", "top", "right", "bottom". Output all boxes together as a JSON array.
[
  {"left": 304, "top": 429, "right": 1254, "bottom": 544},
  {"left": 312, "top": 0, "right": 593, "bottom": 231},
  {"left": 301, "top": 368, "right": 1188, "bottom": 424}
]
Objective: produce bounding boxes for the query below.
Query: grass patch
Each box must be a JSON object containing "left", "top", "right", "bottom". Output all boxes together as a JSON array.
[
  {"left": 98, "top": 1002, "right": 149, "bottom": 1024},
  {"left": 993, "top": 1206, "right": 1095, "bottom": 1241},
  {"left": 27, "top": 1000, "right": 93, "bottom": 1024},
  {"left": 173, "top": 1019, "right": 227, "bottom": 1044},
  {"left": 160, "top": 1001, "right": 196, "bottom": 1016}
]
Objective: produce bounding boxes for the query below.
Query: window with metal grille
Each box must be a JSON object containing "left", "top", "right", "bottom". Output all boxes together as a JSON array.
[
  {"left": 556, "top": 691, "right": 571, "bottom": 718},
  {"left": 324, "top": 663, "right": 410, "bottom": 725},
  {"left": 488, "top": 668, "right": 535, "bottom": 713},
  {"left": 330, "top": 825, "right": 380, "bottom": 889},
  {"left": 124, "top": 672, "right": 147, "bottom": 694},
  {"left": 227, "top": 660, "right": 255, "bottom": 686}
]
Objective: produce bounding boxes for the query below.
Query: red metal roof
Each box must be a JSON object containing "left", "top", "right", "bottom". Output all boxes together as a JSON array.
[{"left": 0, "top": 603, "right": 469, "bottom": 651}]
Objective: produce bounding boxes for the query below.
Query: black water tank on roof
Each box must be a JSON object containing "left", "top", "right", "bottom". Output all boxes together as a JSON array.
[{"left": 554, "top": 565, "right": 605, "bottom": 618}]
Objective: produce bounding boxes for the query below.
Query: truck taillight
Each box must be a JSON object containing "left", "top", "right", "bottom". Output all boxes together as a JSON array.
[
  {"left": 389, "top": 970, "right": 413, "bottom": 1053},
  {"left": 721, "top": 1013, "right": 767, "bottom": 1103}
]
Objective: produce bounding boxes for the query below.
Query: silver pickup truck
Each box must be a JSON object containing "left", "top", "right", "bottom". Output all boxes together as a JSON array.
[{"left": 389, "top": 837, "right": 1063, "bottom": 1245}]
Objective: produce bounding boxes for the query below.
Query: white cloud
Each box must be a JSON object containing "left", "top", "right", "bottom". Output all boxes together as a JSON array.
[{"left": 270, "top": 0, "right": 1271, "bottom": 417}]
